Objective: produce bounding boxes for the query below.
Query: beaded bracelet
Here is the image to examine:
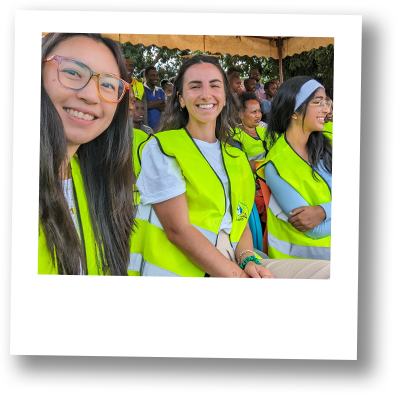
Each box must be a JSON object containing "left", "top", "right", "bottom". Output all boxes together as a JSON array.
[{"left": 240, "top": 255, "right": 262, "bottom": 270}]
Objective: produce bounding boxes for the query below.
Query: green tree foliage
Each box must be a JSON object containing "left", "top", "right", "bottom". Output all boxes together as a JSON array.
[
  {"left": 261, "top": 44, "right": 334, "bottom": 94},
  {"left": 121, "top": 41, "right": 188, "bottom": 82},
  {"left": 121, "top": 40, "right": 334, "bottom": 94}
]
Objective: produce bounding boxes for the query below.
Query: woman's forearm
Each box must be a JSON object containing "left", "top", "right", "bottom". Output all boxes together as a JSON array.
[
  {"left": 165, "top": 223, "right": 248, "bottom": 277},
  {"left": 152, "top": 195, "right": 249, "bottom": 278},
  {"left": 234, "top": 222, "right": 255, "bottom": 263}
]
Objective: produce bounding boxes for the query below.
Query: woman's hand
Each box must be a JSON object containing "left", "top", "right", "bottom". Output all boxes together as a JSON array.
[
  {"left": 288, "top": 205, "right": 326, "bottom": 232},
  {"left": 244, "top": 261, "right": 274, "bottom": 278}
]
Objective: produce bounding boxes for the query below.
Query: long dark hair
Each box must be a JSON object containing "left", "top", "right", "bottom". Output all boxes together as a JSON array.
[
  {"left": 266, "top": 76, "right": 332, "bottom": 177},
  {"left": 40, "top": 33, "right": 135, "bottom": 275},
  {"left": 156, "top": 55, "right": 240, "bottom": 145}
]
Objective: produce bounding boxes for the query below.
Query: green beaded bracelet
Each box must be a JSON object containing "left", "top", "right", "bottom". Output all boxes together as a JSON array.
[{"left": 240, "top": 255, "right": 262, "bottom": 270}]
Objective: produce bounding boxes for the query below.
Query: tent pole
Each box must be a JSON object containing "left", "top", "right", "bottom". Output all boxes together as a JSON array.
[{"left": 277, "top": 37, "right": 283, "bottom": 84}]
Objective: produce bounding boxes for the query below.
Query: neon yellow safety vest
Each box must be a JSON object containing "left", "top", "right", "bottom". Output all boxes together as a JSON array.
[
  {"left": 233, "top": 126, "right": 269, "bottom": 161},
  {"left": 132, "top": 128, "right": 151, "bottom": 205},
  {"left": 131, "top": 78, "right": 144, "bottom": 100},
  {"left": 38, "top": 156, "right": 140, "bottom": 275},
  {"left": 323, "top": 122, "right": 333, "bottom": 143},
  {"left": 256, "top": 134, "right": 331, "bottom": 260},
  {"left": 130, "top": 128, "right": 256, "bottom": 277}
]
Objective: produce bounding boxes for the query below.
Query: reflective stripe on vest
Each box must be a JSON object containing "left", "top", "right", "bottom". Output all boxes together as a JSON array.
[
  {"left": 257, "top": 134, "right": 331, "bottom": 260},
  {"left": 267, "top": 232, "right": 331, "bottom": 260},
  {"left": 132, "top": 128, "right": 255, "bottom": 276},
  {"left": 128, "top": 251, "right": 181, "bottom": 276}
]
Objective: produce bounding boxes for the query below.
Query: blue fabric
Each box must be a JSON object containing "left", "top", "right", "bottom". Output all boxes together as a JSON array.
[
  {"left": 233, "top": 138, "right": 263, "bottom": 250},
  {"left": 260, "top": 99, "right": 271, "bottom": 115},
  {"left": 144, "top": 86, "right": 166, "bottom": 130},
  {"left": 248, "top": 202, "right": 263, "bottom": 251},
  {"left": 265, "top": 161, "right": 332, "bottom": 239}
]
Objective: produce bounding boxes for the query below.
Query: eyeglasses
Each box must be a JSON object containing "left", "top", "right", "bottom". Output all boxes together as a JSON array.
[
  {"left": 309, "top": 100, "right": 333, "bottom": 110},
  {"left": 43, "top": 55, "right": 130, "bottom": 104}
]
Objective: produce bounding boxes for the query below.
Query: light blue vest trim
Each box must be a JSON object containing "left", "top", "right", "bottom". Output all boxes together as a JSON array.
[
  {"left": 128, "top": 252, "right": 143, "bottom": 272},
  {"left": 267, "top": 233, "right": 331, "bottom": 260},
  {"left": 140, "top": 260, "right": 181, "bottom": 277},
  {"left": 249, "top": 152, "right": 266, "bottom": 161}
]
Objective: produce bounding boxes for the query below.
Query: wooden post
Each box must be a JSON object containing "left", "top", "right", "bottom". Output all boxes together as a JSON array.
[{"left": 277, "top": 37, "right": 283, "bottom": 84}]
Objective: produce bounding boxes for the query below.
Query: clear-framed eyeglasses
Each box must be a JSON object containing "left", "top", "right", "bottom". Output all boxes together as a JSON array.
[
  {"left": 309, "top": 99, "right": 333, "bottom": 110},
  {"left": 43, "top": 55, "right": 130, "bottom": 104}
]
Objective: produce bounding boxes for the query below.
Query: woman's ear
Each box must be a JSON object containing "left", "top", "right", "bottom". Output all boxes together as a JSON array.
[
  {"left": 292, "top": 113, "right": 298, "bottom": 120},
  {"left": 179, "top": 94, "right": 185, "bottom": 108}
]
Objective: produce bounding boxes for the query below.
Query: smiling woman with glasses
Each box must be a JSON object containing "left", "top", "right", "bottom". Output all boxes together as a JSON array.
[
  {"left": 256, "top": 76, "right": 333, "bottom": 264},
  {"left": 39, "top": 33, "right": 137, "bottom": 275},
  {"left": 43, "top": 55, "right": 130, "bottom": 103}
]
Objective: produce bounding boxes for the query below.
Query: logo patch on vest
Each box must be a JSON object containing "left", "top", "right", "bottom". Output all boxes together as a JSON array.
[{"left": 236, "top": 202, "right": 249, "bottom": 221}]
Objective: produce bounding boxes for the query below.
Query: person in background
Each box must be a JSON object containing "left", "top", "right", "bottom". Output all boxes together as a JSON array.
[
  {"left": 163, "top": 81, "right": 174, "bottom": 98},
  {"left": 261, "top": 80, "right": 278, "bottom": 122},
  {"left": 248, "top": 68, "right": 266, "bottom": 103},
  {"left": 243, "top": 78, "right": 257, "bottom": 94},
  {"left": 256, "top": 76, "right": 332, "bottom": 261},
  {"left": 228, "top": 74, "right": 242, "bottom": 95},
  {"left": 40, "top": 33, "right": 137, "bottom": 275},
  {"left": 125, "top": 57, "right": 148, "bottom": 125},
  {"left": 226, "top": 67, "right": 240, "bottom": 78},
  {"left": 129, "top": 93, "right": 151, "bottom": 206},
  {"left": 234, "top": 92, "right": 268, "bottom": 172},
  {"left": 270, "top": 78, "right": 280, "bottom": 88},
  {"left": 144, "top": 66, "right": 166, "bottom": 130},
  {"left": 233, "top": 92, "right": 270, "bottom": 236},
  {"left": 132, "top": 97, "right": 154, "bottom": 135}
]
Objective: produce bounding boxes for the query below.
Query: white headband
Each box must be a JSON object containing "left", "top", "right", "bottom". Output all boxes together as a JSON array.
[{"left": 294, "top": 80, "right": 324, "bottom": 111}]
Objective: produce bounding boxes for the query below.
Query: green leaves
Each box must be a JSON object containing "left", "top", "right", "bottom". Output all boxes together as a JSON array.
[{"left": 121, "top": 41, "right": 334, "bottom": 94}]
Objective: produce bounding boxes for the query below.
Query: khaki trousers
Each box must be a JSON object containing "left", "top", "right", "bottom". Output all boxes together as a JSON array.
[{"left": 216, "top": 230, "right": 330, "bottom": 279}]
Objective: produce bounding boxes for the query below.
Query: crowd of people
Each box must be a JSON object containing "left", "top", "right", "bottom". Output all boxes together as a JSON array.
[{"left": 39, "top": 33, "right": 333, "bottom": 278}]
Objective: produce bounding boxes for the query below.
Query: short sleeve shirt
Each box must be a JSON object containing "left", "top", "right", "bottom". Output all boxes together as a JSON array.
[{"left": 144, "top": 84, "right": 166, "bottom": 130}]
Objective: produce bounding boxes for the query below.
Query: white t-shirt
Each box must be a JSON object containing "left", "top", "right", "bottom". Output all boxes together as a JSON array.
[{"left": 136, "top": 137, "right": 233, "bottom": 234}]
